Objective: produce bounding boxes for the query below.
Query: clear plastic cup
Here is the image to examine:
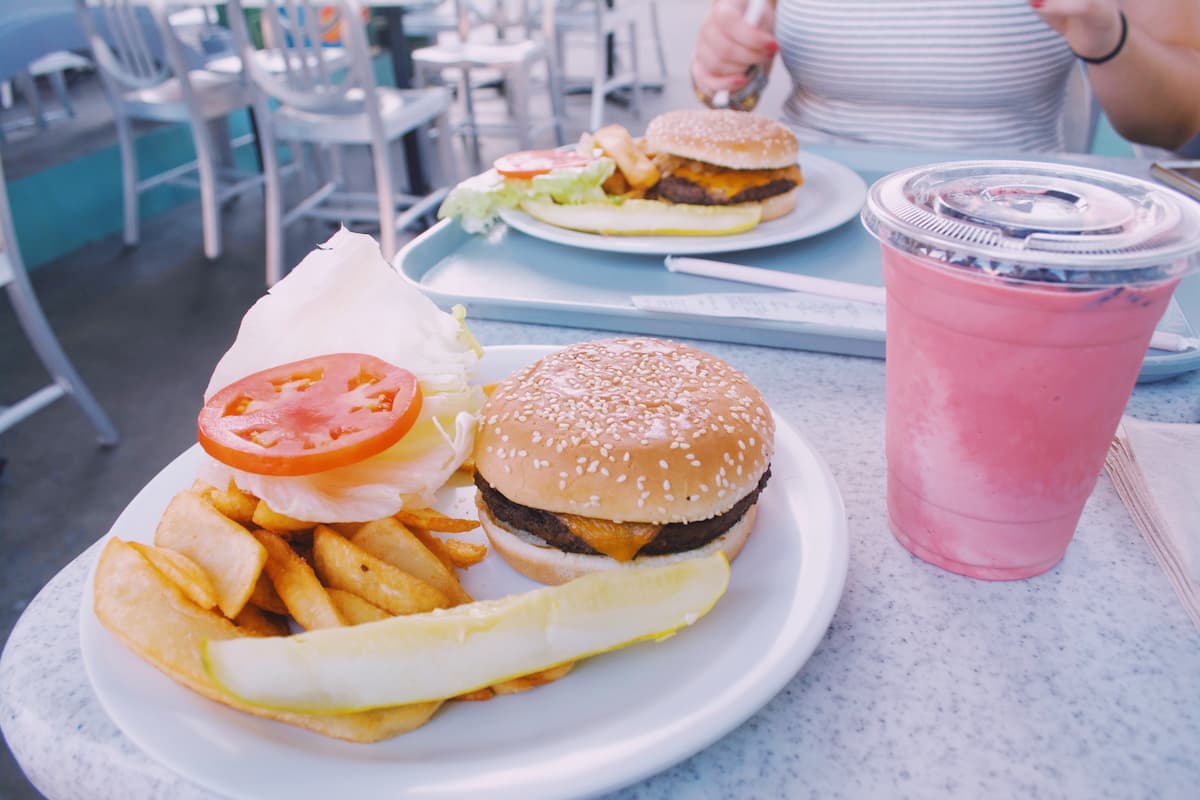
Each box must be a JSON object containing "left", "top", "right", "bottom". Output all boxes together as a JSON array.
[{"left": 862, "top": 161, "right": 1200, "bottom": 580}]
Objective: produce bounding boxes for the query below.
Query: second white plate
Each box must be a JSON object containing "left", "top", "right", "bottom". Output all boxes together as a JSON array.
[
  {"left": 79, "top": 345, "right": 849, "bottom": 800},
  {"left": 498, "top": 151, "right": 868, "bottom": 255}
]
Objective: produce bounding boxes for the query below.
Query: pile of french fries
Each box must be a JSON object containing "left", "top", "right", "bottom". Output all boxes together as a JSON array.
[
  {"left": 581, "top": 123, "right": 661, "bottom": 198},
  {"left": 93, "top": 478, "right": 571, "bottom": 743}
]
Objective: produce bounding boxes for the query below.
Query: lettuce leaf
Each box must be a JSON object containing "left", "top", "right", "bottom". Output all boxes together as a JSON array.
[
  {"left": 200, "top": 228, "right": 486, "bottom": 522},
  {"left": 437, "top": 157, "right": 616, "bottom": 233}
]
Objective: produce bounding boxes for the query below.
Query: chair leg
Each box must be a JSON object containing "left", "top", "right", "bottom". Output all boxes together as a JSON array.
[
  {"left": 647, "top": 0, "right": 668, "bottom": 80},
  {"left": 256, "top": 106, "right": 285, "bottom": 286},
  {"left": 545, "top": 53, "right": 566, "bottom": 146},
  {"left": 3, "top": 271, "right": 118, "bottom": 445},
  {"left": 627, "top": 20, "right": 642, "bottom": 120},
  {"left": 509, "top": 67, "right": 534, "bottom": 150},
  {"left": 15, "top": 72, "right": 46, "bottom": 130},
  {"left": 372, "top": 141, "right": 398, "bottom": 261},
  {"left": 589, "top": 33, "right": 607, "bottom": 133},
  {"left": 460, "top": 66, "right": 483, "bottom": 173},
  {"left": 190, "top": 118, "right": 223, "bottom": 260},
  {"left": 47, "top": 70, "right": 75, "bottom": 118},
  {"left": 434, "top": 109, "right": 458, "bottom": 186},
  {"left": 114, "top": 111, "right": 140, "bottom": 247}
]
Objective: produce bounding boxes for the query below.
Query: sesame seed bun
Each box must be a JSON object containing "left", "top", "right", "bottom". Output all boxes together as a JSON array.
[
  {"left": 474, "top": 338, "right": 775, "bottom": 525},
  {"left": 474, "top": 338, "right": 774, "bottom": 583},
  {"left": 756, "top": 186, "right": 798, "bottom": 222},
  {"left": 645, "top": 109, "right": 799, "bottom": 171}
]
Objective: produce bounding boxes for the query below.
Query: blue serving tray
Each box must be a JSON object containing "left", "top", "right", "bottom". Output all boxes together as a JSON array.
[{"left": 395, "top": 145, "right": 1200, "bottom": 384}]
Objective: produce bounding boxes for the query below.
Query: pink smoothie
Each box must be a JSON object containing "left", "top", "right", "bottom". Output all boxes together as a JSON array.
[{"left": 882, "top": 246, "right": 1179, "bottom": 580}]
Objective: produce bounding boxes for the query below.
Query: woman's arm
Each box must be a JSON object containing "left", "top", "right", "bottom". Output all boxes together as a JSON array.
[{"left": 1033, "top": 0, "right": 1200, "bottom": 150}]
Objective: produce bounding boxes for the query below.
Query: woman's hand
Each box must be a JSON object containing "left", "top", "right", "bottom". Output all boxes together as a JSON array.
[
  {"left": 690, "top": 0, "right": 778, "bottom": 95},
  {"left": 1029, "top": 0, "right": 1126, "bottom": 61}
]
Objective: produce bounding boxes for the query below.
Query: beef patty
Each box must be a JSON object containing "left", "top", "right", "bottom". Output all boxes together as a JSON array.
[
  {"left": 474, "top": 468, "right": 772, "bottom": 558},
  {"left": 652, "top": 176, "right": 797, "bottom": 206}
]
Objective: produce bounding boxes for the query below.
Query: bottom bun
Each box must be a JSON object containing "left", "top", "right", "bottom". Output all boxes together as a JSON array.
[
  {"left": 756, "top": 186, "right": 798, "bottom": 222},
  {"left": 476, "top": 495, "right": 757, "bottom": 586}
]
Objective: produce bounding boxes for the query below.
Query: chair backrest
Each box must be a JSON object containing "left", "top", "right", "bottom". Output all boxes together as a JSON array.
[
  {"left": 226, "top": 0, "right": 379, "bottom": 117},
  {"left": 74, "top": 0, "right": 172, "bottom": 92}
]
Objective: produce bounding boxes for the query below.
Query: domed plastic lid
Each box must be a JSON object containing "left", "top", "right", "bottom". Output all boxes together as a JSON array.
[{"left": 861, "top": 160, "right": 1200, "bottom": 286}]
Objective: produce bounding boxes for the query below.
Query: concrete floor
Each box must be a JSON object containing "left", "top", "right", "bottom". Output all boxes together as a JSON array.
[{"left": 0, "top": 5, "right": 746, "bottom": 796}]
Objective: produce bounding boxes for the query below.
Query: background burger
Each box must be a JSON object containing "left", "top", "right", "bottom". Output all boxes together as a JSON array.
[
  {"left": 644, "top": 108, "right": 802, "bottom": 222},
  {"left": 473, "top": 338, "right": 775, "bottom": 585}
]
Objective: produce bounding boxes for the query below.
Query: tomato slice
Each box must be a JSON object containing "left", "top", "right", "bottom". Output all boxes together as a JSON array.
[
  {"left": 198, "top": 353, "right": 422, "bottom": 477},
  {"left": 494, "top": 149, "right": 594, "bottom": 179}
]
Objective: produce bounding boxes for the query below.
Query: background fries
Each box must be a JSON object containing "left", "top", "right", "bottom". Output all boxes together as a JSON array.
[{"left": 589, "top": 124, "right": 660, "bottom": 198}]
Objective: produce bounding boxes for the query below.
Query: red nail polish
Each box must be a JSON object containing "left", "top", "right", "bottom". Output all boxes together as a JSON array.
[
  {"left": 767, "top": 41, "right": 779, "bottom": 55},
  {"left": 733, "top": 76, "right": 748, "bottom": 87}
]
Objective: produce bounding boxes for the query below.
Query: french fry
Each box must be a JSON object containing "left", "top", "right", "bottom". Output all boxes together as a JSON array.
[
  {"left": 491, "top": 661, "right": 576, "bottom": 695},
  {"left": 324, "top": 522, "right": 362, "bottom": 538},
  {"left": 593, "top": 124, "right": 659, "bottom": 189},
  {"left": 128, "top": 542, "right": 218, "bottom": 610},
  {"left": 154, "top": 490, "right": 266, "bottom": 619},
  {"left": 395, "top": 507, "right": 479, "bottom": 533},
  {"left": 254, "top": 529, "right": 345, "bottom": 630},
  {"left": 442, "top": 538, "right": 489, "bottom": 569},
  {"left": 248, "top": 572, "right": 289, "bottom": 616},
  {"left": 93, "top": 538, "right": 442, "bottom": 743},
  {"left": 407, "top": 526, "right": 456, "bottom": 571},
  {"left": 233, "top": 604, "right": 291, "bottom": 637},
  {"left": 312, "top": 526, "right": 450, "bottom": 616},
  {"left": 351, "top": 518, "right": 473, "bottom": 605},
  {"left": 327, "top": 589, "right": 392, "bottom": 625},
  {"left": 206, "top": 481, "right": 259, "bottom": 526},
  {"left": 451, "top": 662, "right": 575, "bottom": 701},
  {"left": 252, "top": 501, "right": 314, "bottom": 535}
]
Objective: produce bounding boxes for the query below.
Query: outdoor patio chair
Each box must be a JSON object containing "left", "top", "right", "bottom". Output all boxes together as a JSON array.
[
  {"left": 74, "top": 0, "right": 264, "bottom": 261},
  {"left": 553, "top": 0, "right": 667, "bottom": 132},
  {"left": 226, "top": 0, "right": 456, "bottom": 285},
  {"left": 0, "top": 152, "right": 118, "bottom": 446},
  {"left": 412, "top": 0, "right": 565, "bottom": 172}
]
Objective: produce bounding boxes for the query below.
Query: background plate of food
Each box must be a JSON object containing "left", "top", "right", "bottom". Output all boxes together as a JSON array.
[
  {"left": 78, "top": 339, "right": 849, "bottom": 800},
  {"left": 497, "top": 149, "right": 867, "bottom": 256}
]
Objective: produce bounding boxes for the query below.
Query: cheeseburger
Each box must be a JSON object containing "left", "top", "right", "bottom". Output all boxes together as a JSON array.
[
  {"left": 645, "top": 108, "right": 802, "bottom": 222},
  {"left": 474, "top": 338, "right": 775, "bottom": 585}
]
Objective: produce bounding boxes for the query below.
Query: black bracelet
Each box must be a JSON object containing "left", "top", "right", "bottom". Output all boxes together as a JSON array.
[{"left": 1075, "top": 10, "right": 1128, "bottom": 65}]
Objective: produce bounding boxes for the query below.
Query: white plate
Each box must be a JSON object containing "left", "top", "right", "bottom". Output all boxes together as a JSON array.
[
  {"left": 79, "top": 345, "right": 849, "bottom": 800},
  {"left": 498, "top": 152, "right": 868, "bottom": 255}
]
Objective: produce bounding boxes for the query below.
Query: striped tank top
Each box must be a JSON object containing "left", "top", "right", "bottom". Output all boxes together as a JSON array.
[{"left": 775, "top": 0, "right": 1078, "bottom": 152}]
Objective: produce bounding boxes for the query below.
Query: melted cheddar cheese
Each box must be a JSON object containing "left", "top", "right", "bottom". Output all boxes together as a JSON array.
[{"left": 556, "top": 513, "right": 662, "bottom": 562}]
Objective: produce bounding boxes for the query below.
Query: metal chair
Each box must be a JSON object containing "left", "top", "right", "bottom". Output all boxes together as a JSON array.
[
  {"left": 226, "top": 0, "right": 456, "bottom": 285},
  {"left": 412, "top": 0, "right": 565, "bottom": 172},
  {"left": 0, "top": 152, "right": 118, "bottom": 445},
  {"left": 74, "top": 0, "right": 264, "bottom": 261},
  {"left": 553, "top": 0, "right": 667, "bottom": 132}
]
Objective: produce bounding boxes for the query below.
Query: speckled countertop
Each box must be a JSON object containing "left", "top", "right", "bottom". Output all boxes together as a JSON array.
[{"left": 3, "top": 319, "right": 1199, "bottom": 800}]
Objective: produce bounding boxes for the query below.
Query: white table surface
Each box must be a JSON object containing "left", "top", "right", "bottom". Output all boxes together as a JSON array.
[{"left": 3, "top": 315, "right": 1199, "bottom": 800}]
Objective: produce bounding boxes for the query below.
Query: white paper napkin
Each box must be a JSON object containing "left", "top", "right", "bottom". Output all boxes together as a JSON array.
[{"left": 1105, "top": 417, "right": 1200, "bottom": 629}]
